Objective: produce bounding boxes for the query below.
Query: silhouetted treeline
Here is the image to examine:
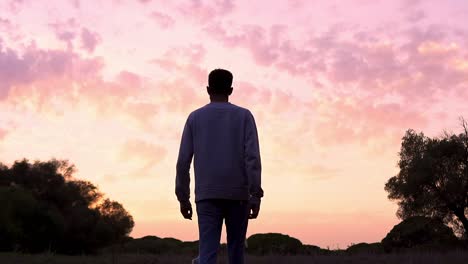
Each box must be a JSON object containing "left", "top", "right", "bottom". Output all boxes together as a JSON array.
[
  {"left": 0, "top": 159, "right": 134, "bottom": 254},
  {"left": 107, "top": 226, "right": 466, "bottom": 257},
  {"left": 106, "top": 233, "right": 329, "bottom": 256}
]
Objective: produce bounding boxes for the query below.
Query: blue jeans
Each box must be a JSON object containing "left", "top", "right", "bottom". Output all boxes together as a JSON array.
[{"left": 194, "top": 199, "right": 249, "bottom": 264}]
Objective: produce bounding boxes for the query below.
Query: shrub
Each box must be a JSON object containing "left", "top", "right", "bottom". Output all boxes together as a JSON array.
[{"left": 381, "top": 216, "right": 458, "bottom": 252}]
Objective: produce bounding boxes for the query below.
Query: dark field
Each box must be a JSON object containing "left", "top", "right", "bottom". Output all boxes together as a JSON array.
[{"left": 1, "top": 252, "right": 467, "bottom": 264}]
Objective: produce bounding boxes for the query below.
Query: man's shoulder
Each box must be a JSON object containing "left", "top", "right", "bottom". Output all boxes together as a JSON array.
[
  {"left": 231, "top": 103, "right": 250, "bottom": 113},
  {"left": 191, "top": 103, "right": 251, "bottom": 115}
]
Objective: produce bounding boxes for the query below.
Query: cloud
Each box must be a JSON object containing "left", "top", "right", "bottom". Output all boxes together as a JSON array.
[
  {"left": 204, "top": 21, "right": 468, "bottom": 109},
  {"left": 70, "top": 0, "right": 80, "bottom": 9},
  {"left": 0, "top": 40, "right": 208, "bottom": 132},
  {"left": 0, "top": 42, "right": 84, "bottom": 100},
  {"left": 80, "top": 27, "right": 101, "bottom": 53},
  {"left": 204, "top": 23, "right": 281, "bottom": 66},
  {"left": 204, "top": 22, "right": 326, "bottom": 75},
  {"left": 49, "top": 21, "right": 101, "bottom": 53},
  {"left": 178, "top": 0, "right": 235, "bottom": 24},
  {"left": 149, "top": 44, "right": 208, "bottom": 89},
  {"left": 7, "top": 0, "right": 25, "bottom": 13},
  {"left": 406, "top": 9, "right": 425, "bottom": 23},
  {"left": 0, "top": 41, "right": 162, "bottom": 128},
  {"left": 149, "top": 11, "right": 175, "bottom": 29},
  {"left": 49, "top": 18, "right": 79, "bottom": 50},
  {"left": 0, "top": 17, "right": 12, "bottom": 29},
  {"left": 118, "top": 139, "right": 167, "bottom": 178},
  {"left": 312, "top": 99, "right": 428, "bottom": 148}
]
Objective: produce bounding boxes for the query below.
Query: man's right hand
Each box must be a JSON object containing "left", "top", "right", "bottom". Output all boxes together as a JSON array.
[{"left": 248, "top": 201, "right": 260, "bottom": 219}]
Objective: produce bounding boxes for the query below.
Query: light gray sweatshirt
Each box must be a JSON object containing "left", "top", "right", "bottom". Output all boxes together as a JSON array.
[{"left": 175, "top": 101, "right": 263, "bottom": 204}]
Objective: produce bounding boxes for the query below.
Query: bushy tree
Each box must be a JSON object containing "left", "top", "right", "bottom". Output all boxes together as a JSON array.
[
  {"left": 382, "top": 216, "right": 458, "bottom": 252},
  {"left": 0, "top": 158, "right": 134, "bottom": 254},
  {"left": 385, "top": 120, "right": 468, "bottom": 238}
]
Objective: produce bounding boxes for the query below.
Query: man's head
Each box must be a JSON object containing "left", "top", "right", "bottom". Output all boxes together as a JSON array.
[{"left": 207, "top": 68, "right": 233, "bottom": 97}]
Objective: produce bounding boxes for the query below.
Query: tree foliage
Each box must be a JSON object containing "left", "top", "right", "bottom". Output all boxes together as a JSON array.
[
  {"left": 0, "top": 158, "right": 134, "bottom": 254},
  {"left": 385, "top": 120, "right": 468, "bottom": 238}
]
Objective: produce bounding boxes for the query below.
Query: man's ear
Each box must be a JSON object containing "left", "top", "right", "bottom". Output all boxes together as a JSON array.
[
  {"left": 207, "top": 86, "right": 212, "bottom": 95},
  {"left": 227, "top": 87, "right": 233, "bottom": 96}
]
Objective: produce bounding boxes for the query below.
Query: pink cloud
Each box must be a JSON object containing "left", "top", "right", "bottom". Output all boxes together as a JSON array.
[
  {"left": 406, "top": 9, "right": 426, "bottom": 23},
  {"left": 116, "top": 71, "right": 142, "bottom": 89},
  {"left": 205, "top": 21, "right": 468, "bottom": 110},
  {"left": 0, "top": 42, "right": 81, "bottom": 100},
  {"left": 0, "top": 40, "right": 211, "bottom": 131},
  {"left": 178, "top": 0, "right": 235, "bottom": 24},
  {"left": 80, "top": 27, "right": 101, "bottom": 53},
  {"left": 0, "top": 42, "right": 161, "bottom": 127},
  {"left": 70, "top": 0, "right": 80, "bottom": 9},
  {"left": 150, "top": 44, "right": 207, "bottom": 85},
  {"left": 0, "top": 17, "right": 11, "bottom": 29},
  {"left": 49, "top": 18, "right": 78, "bottom": 50},
  {"left": 149, "top": 11, "right": 175, "bottom": 29},
  {"left": 7, "top": 0, "right": 25, "bottom": 13},
  {"left": 313, "top": 99, "right": 428, "bottom": 147},
  {"left": 204, "top": 22, "right": 327, "bottom": 75},
  {"left": 204, "top": 23, "right": 280, "bottom": 66}
]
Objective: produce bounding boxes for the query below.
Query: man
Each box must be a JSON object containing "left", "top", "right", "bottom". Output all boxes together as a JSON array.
[{"left": 176, "top": 68, "right": 264, "bottom": 264}]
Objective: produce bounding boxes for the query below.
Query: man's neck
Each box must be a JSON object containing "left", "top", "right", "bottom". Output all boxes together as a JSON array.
[{"left": 210, "top": 95, "right": 229, "bottom": 103}]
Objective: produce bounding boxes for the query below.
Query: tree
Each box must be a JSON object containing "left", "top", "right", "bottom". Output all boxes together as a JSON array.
[
  {"left": 0, "top": 158, "right": 134, "bottom": 254},
  {"left": 385, "top": 119, "right": 468, "bottom": 238},
  {"left": 0, "top": 186, "right": 64, "bottom": 253}
]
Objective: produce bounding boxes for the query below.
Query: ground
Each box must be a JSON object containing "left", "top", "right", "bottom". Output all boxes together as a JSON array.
[{"left": 1, "top": 252, "right": 467, "bottom": 264}]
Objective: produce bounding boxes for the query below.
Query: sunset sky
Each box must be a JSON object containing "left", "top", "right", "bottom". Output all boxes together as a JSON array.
[{"left": 1, "top": 0, "right": 468, "bottom": 248}]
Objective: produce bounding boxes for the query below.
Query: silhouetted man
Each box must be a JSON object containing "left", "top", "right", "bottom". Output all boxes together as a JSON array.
[{"left": 176, "top": 69, "right": 264, "bottom": 264}]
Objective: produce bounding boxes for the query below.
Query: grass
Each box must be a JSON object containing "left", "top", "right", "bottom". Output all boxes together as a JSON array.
[{"left": 1, "top": 251, "right": 468, "bottom": 264}]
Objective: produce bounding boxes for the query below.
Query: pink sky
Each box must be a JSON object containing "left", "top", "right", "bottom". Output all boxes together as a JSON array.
[{"left": 1, "top": 0, "right": 468, "bottom": 248}]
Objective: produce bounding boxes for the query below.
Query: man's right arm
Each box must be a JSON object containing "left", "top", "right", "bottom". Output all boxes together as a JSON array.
[
  {"left": 244, "top": 110, "right": 264, "bottom": 205},
  {"left": 175, "top": 114, "right": 194, "bottom": 206}
]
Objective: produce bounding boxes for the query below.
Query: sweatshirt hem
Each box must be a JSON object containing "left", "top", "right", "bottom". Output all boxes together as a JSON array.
[{"left": 195, "top": 186, "right": 249, "bottom": 202}]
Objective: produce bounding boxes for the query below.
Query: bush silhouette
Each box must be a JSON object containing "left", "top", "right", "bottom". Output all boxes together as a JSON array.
[
  {"left": 246, "top": 233, "right": 303, "bottom": 255},
  {"left": 0, "top": 158, "right": 134, "bottom": 254},
  {"left": 110, "top": 236, "right": 198, "bottom": 255},
  {"left": 381, "top": 216, "right": 458, "bottom": 252},
  {"left": 300, "top": 244, "right": 330, "bottom": 255},
  {"left": 346, "top": 242, "right": 383, "bottom": 254}
]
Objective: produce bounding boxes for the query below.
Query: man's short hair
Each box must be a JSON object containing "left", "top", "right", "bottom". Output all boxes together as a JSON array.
[{"left": 208, "top": 69, "right": 233, "bottom": 94}]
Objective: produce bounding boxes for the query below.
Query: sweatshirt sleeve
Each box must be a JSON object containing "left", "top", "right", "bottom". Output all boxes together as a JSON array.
[
  {"left": 244, "top": 110, "right": 264, "bottom": 204},
  {"left": 175, "top": 114, "right": 194, "bottom": 203}
]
